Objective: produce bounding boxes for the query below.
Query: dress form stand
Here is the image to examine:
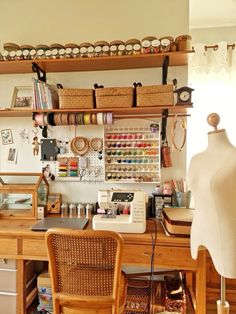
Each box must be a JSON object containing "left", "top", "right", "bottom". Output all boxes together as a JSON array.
[{"left": 207, "top": 113, "right": 230, "bottom": 314}]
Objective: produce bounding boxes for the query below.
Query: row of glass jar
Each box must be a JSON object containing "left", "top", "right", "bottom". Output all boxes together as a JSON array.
[
  {"left": 106, "top": 172, "right": 160, "bottom": 182},
  {"left": 106, "top": 142, "right": 158, "bottom": 149},
  {"left": 0, "top": 35, "right": 191, "bottom": 61},
  {"left": 106, "top": 164, "right": 158, "bottom": 172},
  {"left": 106, "top": 156, "right": 159, "bottom": 164},
  {"left": 105, "top": 133, "right": 158, "bottom": 140},
  {"left": 106, "top": 149, "right": 158, "bottom": 157}
]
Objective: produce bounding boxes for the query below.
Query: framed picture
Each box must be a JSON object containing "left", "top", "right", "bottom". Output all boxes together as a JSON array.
[
  {"left": 7, "top": 147, "right": 17, "bottom": 164},
  {"left": 11, "top": 86, "right": 33, "bottom": 109},
  {"left": 1, "top": 128, "right": 13, "bottom": 145}
]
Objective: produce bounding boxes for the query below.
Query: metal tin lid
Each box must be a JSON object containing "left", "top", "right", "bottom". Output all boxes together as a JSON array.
[
  {"left": 79, "top": 42, "right": 93, "bottom": 48},
  {"left": 3, "top": 42, "right": 20, "bottom": 51},
  {"left": 110, "top": 40, "right": 124, "bottom": 46},
  {"left": 94, "top": 40, "right": 109, "bottom": 47},
  {"left": 64, "top": 43, "right": 79, "bottom": 49},
  {"left": 125, "top": 38, "right": 141, "bottom": 45},
  {"left": 20, "top": 44, "right": 34, "bottom": 50},
  {"left": 35, "top": 44, "right": 50, "bottom": 50},
  {"left": 50, "top": 43, "right": 65, "bottom": 49}
]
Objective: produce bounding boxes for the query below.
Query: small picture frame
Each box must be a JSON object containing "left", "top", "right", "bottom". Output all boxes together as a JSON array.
[
  {"left": 7, "top": 147, "right": 17, "bottom": 164},
  {"left": 11, "top": 86, "right": 33, "bottom": 109},
  {"left": 1, "top": 128, "right": 13, "bottom": 145}
]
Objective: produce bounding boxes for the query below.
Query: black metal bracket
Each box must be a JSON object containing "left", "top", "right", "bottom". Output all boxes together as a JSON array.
[
  {"left": 162, "top": 56, "right": 169, "bottom": 85},
  {"left": 32, "top": 62, "right": 46, "bottom": 82},
  {"left": 161, "top": 109, "right": 169, "bottom": 143}
]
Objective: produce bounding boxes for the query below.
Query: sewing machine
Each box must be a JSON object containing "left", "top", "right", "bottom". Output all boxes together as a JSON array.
[{"left": 92, "top": 189, "right": 146, "bottom": 233}]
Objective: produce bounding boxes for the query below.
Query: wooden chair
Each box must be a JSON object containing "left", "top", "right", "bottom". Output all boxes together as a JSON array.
[{"left": 45, "top": 228, "right": 127, "bottom": 314}]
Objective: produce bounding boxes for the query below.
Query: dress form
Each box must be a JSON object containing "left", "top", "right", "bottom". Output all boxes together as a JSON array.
[{"left": 187, "top": 113, "right": 236, "bottom": 314}]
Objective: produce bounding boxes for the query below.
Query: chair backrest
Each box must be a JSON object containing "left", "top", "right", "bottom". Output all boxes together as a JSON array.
[{"left": 45, "top": 228, "right": 124, "bottom": 314}]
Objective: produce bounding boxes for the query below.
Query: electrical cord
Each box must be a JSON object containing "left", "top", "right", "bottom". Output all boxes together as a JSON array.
[{"left": 147, "top": 218, "right": 158, "bottom": 314}]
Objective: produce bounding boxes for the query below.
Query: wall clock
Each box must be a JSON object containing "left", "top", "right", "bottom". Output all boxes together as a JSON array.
[{"left": 174, "top": 86, "right": 194, "bottom": 105}]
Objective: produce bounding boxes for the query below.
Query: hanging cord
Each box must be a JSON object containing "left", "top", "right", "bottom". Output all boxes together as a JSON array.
[{"left": 171, "top": 115, "right": 187, "bottom": 152}]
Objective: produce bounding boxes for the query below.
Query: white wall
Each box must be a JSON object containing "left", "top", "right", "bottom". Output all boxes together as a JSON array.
[{"left": 0, "top": 0, "right": 189, "bottom": 203}]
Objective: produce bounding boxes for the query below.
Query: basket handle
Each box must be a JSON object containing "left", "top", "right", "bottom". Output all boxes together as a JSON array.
[
  {"left": 94, "top": 83, "right": 104, "bottom": 89},
  {"left": 57, "top": 83, "right": 63, "bottom": 89}
]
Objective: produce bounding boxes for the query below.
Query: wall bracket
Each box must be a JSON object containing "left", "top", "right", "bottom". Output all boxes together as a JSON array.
[{"left": 32, "top": 63, "right": 46, "bottom": 82}]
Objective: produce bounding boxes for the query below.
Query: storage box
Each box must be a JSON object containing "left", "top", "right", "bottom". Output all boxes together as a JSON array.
[
  {"left": 95, "top": 87, "right": 134, "bottom": 108},
  {"left": 162, "top": 207, "right": 193, "bottom": 237},
  {"left": 58, "top": 88, "right": 95, "bottom": 109},
  {"left": 136, "top": 84, "right": 174, "bottom": 107}
]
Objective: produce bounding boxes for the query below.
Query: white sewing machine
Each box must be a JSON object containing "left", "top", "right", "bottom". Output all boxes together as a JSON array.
[{"left": 92, "top": 189, "right": 146, "bottom": 233}]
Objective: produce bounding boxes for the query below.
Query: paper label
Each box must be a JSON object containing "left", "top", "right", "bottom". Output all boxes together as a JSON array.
[
  {"left": 161, "top": 38, "right": 171, "bottom": 46},
  {"left": 141, "top": 40, "right": 151, "bottom": 48}
]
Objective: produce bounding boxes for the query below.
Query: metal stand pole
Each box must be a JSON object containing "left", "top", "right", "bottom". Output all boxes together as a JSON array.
[{"left": 217, "top": 276, "right": 230, "bottom": 314}]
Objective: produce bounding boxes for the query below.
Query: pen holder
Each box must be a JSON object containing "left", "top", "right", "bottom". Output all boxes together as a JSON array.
[{"left": 176, "top": 191, "right": 191, "bottom": 208}]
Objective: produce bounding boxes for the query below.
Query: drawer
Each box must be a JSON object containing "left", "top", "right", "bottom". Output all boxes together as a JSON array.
[
  {"left": 123, "top": 244, "right": 198, "bottom": 270},
  {"left": 0, "top": 292, "right": 17, "bottom": 314},
  {"left": 0, "top": 238, "right": 17, "bottom": 256},
  {"left": 0, "top": 268, "right": 17, "bottom": 292},
  {"left": 0, "top": 259, "right": 16, "bottom": 270},
  {"left": 22, "top": 239, "right": 47, "bottom": 259}
]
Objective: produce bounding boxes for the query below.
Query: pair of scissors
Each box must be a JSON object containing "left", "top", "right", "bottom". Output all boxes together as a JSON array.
[{"left": 78, "top": 168, "right": 87, "bottom": 180}]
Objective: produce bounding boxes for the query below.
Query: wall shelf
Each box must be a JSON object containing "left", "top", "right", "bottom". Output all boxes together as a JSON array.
[
  {"left": 0, "top": 51, "right": 194, "bottom": 74},
  {"left": 0, "top": 105, "right": 192, "bottom": 118}
]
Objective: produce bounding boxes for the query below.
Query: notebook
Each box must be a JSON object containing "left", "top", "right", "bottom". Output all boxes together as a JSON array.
[{"left": 31, "top": 217, "right": 88, "bottom": 231}]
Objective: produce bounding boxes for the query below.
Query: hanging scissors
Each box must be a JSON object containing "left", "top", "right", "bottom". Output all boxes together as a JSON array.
[{"left": 78, "top": 168, "right": 87, "bottom": 181}]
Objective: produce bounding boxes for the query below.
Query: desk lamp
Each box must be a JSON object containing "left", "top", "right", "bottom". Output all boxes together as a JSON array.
[{"left": 187, "top": 113, "right": 236, "bottom": 314}]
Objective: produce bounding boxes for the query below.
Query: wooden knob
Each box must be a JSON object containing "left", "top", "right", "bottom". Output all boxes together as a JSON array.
[{"left": 207, "top": 113, "right": 220, "bottom": 131}]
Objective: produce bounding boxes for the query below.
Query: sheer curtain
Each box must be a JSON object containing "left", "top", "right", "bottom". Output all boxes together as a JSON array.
[{"left": 187, "top": 41, "right": 236, "bottom": 163}]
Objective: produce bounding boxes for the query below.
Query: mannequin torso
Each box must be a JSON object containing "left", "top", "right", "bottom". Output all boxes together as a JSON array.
[{"left": 187, "top": 129, "right": 236, "bottom": 278}]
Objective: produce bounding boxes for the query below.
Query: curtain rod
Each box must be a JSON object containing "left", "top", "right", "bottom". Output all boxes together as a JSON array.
[{"left": 204, "top": 43, "right": 235, "bottom": 51}]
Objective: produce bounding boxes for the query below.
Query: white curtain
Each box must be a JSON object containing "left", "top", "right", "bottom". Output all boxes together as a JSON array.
[{"left": 187, "top": 41, "right": 236, "bottom": 163}]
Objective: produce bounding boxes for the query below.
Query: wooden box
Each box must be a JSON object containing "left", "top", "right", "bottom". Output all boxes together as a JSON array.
[
  {"left": 47, "top": 193, "right": 62, "bottom": 214},
  {"left": 95, "top": 87, "right": 134, "bottom": 108},
  {"left": 162, "top": 207, "right": 193, "bottom": 237},
  {"left": 136, "top": 84, "right": 174, "bottom": 107},
  {"left": 58, "top": 88, "right": 95, "bottom": 109}
]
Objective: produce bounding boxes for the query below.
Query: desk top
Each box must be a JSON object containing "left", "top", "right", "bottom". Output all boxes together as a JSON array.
[{"left": 0, "top": 218, "right": 190, "bottom": 248}]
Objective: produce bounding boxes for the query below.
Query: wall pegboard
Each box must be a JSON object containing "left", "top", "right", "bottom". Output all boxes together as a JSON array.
[{"left": 41, "top": 136, "right": 105, "bottom": 183}]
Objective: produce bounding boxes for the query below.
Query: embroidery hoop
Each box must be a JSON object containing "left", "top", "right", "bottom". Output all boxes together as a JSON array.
[{"left": 171, "top": 115, "right": 187, "bottom": 152}]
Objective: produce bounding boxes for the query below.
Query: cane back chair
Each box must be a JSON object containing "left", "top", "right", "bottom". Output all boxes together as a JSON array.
[{"left": 45, "top": 228, "right": 127, "bottom": 314}]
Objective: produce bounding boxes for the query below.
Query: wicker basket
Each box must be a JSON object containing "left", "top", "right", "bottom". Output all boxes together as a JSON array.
[
  {"left": 95, "top": 87, "right": 134, "bottom": 108},
  {"left": 58, "top": 88, "right": 95, "bottom": 109},
  {"left": 136, "top": 84, "right": 174, "bottom": 107}
]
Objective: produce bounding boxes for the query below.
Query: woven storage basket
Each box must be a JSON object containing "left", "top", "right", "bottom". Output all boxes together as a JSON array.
[
  {"left": 58, "top": 88, "right": 95, "bottom": 109},
  {"left": 95, "top": 87, "right": 134, "bottom": 108},
  {"left": 136, "top": 84, "right": 174, "bottom": 107}
]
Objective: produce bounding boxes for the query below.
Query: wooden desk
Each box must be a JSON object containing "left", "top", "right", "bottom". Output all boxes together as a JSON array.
[{"left": 0, "top": 219, "right": 206, "bottom": 314}]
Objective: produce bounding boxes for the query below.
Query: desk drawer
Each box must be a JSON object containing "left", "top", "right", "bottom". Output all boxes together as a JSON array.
[
  {"left": 123, "top": 244, "right": 197, "bottom": 270},
  {"left": 22, "top": 239, "right": 47, "bottom": 259},
  {"left": 0, "top": 292, "right": 17, "bottom": 314},
  {"left": 0, "top": 239, "right": 17, "bottom": 256},
  {"left": 0, "top": 268, "right": 17, "bottom": 292}
]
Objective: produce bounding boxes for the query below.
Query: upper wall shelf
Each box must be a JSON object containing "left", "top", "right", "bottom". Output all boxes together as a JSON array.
[
  {"left": 0, "top": 51, "right": 194, "bottom": 74},
  {"left": 0, "top": 105, "right": 192, "bottom": 118}
]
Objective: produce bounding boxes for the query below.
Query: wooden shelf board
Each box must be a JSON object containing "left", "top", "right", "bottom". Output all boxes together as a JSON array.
[
  {"left": 0, "top": 105, "right": 191, "bottom": 118},
  {"left": 0, "top": 51, "right": 194, "bottom": 74}
]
